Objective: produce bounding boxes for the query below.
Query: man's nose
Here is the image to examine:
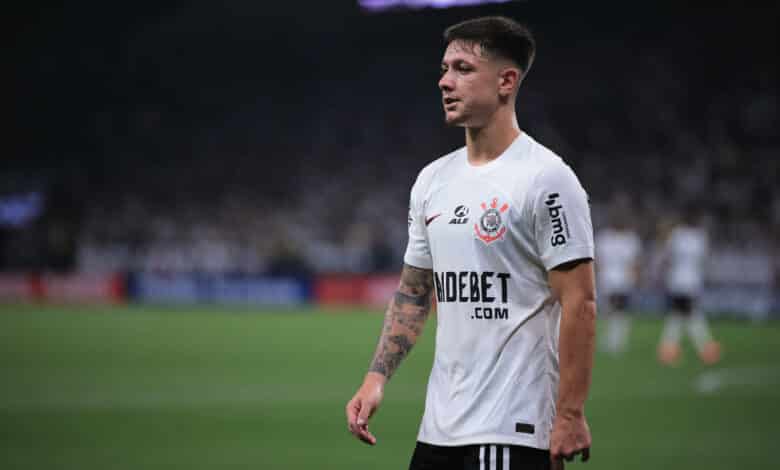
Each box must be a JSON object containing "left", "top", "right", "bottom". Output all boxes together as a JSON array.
[{"left": 439, "top": 72, "right": 453, "bottom": 92}]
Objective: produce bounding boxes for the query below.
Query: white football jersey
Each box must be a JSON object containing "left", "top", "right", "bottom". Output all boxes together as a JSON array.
[
  {"left": 595, "top": 228, "right": 641, "bottom": 295},
  {"left": 665, "top": 225, "right": 708, "bottom": 295},
  {"left": 404, "top": 132, "right": 594, "bottom": 449}
]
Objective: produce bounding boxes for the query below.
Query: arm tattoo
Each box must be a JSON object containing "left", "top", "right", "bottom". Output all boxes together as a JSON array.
[{"left": 368, "top": 264, "right": 433, "bottom": 379}]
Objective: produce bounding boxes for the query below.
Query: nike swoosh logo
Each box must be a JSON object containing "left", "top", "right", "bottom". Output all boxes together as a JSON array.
[{"left": 425, "top": 213, "right": 442, "bottom": 226}]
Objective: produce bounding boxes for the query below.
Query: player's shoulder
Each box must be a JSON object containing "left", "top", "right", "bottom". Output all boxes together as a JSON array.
[
  {"left": 411, "top": 146, "right": 464, "bottom": 193},
  {"left": 523, "top": 134, "right": 581, "bottom": 186}
]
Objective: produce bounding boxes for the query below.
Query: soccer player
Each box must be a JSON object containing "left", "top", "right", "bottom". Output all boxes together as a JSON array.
[
  {"left": 346, "top": 17, "right": 596, "bottom": 469},
  {"left": 657, "top": 210, "right": 721, "bottom": 365},
  {"left": 595, "top": 209, "right": 641, "bottom": 354}
]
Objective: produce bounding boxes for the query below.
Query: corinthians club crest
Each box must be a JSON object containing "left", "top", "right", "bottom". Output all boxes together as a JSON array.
[{"left": 474, "top": 197, "right": 510, "bottom": 244}]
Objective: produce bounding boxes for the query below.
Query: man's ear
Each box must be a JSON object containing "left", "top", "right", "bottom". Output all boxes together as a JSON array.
[{"left": 498, "top": 67, "right": 522, "bottom": 98}]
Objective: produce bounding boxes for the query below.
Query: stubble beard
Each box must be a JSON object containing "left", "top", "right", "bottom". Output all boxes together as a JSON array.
[{"left": 444, "top": 109, "right": 469, "bottom": 127}]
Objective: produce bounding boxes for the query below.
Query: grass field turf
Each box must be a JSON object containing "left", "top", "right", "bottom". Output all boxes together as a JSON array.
[{"left": 1, "top": 304, "right": 778, "bottom": 469}]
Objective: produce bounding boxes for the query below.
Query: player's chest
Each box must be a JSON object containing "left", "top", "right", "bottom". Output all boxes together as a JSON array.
[{"left": 423, "top": 184, "right": 526, "bottom": 249}]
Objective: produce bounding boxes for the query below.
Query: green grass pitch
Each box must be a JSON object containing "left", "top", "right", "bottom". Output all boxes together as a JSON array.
[{"left": 1, "top": 303, "right": 778, "bottom": 469}]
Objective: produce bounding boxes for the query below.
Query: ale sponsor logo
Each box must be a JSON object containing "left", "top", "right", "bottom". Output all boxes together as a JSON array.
[{"left": 449, "top": 204, "right": 469, "bottom": 225}]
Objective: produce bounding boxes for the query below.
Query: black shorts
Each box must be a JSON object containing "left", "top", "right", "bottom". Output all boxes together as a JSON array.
[
  {"left": 667, "top": 294, "right": 695, "bottom": 314},
  {"left": 409, "top": 441, "right": 550, "bottom": 470}
]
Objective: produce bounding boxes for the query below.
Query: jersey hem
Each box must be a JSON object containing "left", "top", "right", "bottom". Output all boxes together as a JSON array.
[{"left": 417, "top": 434, "right": 547, "bottom": 450}]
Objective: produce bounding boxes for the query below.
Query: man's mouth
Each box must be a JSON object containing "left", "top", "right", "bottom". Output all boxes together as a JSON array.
[{"left": 443, "top": 97, "right": 459, "bottom": 109}]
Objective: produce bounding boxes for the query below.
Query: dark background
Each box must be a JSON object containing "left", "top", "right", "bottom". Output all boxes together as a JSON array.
[{"left": 5, "top": 2, "right": 778, "bottom": 280}]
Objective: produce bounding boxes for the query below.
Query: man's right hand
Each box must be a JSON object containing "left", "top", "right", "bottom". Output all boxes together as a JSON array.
[{"left": 346, "top": 372, "right": 386, "bottom": 445}]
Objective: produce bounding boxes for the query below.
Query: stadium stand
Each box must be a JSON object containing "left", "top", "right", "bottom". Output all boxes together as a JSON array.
[{"left": 3, "top": 3, "right": 778, "bottom": 312}]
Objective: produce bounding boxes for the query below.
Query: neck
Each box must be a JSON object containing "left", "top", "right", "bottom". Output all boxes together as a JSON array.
[{"left": 465, "top": 106, "right": 520, "bottom": 165}]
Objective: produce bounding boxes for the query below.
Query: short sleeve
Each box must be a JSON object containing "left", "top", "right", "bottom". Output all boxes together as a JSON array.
[
  {"left": 530, "top": 163, "right": 595, "bottom": 271},
  {"left": 403, "top": 178, "right": 433, "bottom": 269}
]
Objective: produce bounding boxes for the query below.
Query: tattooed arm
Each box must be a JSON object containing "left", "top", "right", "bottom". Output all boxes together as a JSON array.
[
  {"left": 368, "top": 264, "right": 434, "bottom": 378},
  {"left": 346, "top": 263, "right": 434, "bottom": 445}
]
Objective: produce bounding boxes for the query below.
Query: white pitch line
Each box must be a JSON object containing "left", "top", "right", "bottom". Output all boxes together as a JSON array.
[{"left": 694, "top": 366, "right": 780, "bottom": 394}]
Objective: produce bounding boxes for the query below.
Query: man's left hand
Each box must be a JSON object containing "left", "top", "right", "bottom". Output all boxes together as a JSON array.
[{"left": 550, "top": 409, "right": 591, "bottom": 465}]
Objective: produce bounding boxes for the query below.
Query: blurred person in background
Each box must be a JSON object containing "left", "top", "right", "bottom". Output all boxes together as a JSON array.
[
  {"left": 595, "top": 204, "right": 641, "bottom": 354},
  {"left": 657, "top": 208, "right": 721, "bottom": 365},
  {"left": 346, "top": 16, "right": 595, "bottom": 470}
]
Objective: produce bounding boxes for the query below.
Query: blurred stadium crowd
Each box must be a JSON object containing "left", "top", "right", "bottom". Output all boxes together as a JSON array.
[{"left": 4, "top": 4, "right": 778, "bottom": 300}]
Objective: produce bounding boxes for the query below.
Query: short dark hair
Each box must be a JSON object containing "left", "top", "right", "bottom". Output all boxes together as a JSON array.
[{"left": 444, "top": 16, "right": 536, "bottom": 76}]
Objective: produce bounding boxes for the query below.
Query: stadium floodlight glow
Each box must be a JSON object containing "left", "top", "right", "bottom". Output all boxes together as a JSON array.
[{"left": 359, "top": 0, "right": 515, "bottom": 12}]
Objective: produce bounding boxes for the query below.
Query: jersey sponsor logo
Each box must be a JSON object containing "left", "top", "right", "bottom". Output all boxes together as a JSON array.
[
  {"left": 448, "top": 204, "right": 469, "bottom": 224},
  {"left": 474, "top": 198, "right": 509, "bottom": 244},
  {"left": 515, "top": 422, "right": 535, "bottom": 435},
  {"left": 545, "top": 192, "right": 571, "bottom": 246},
  {"left": 433, "top": 270, "right": 511, "bottom": 320},
  {"left": 425, "top": 213, "right": 442, "bottom": 226},
  {"left": 472, "top": 306, "right": 508, "bottom": 320}
]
